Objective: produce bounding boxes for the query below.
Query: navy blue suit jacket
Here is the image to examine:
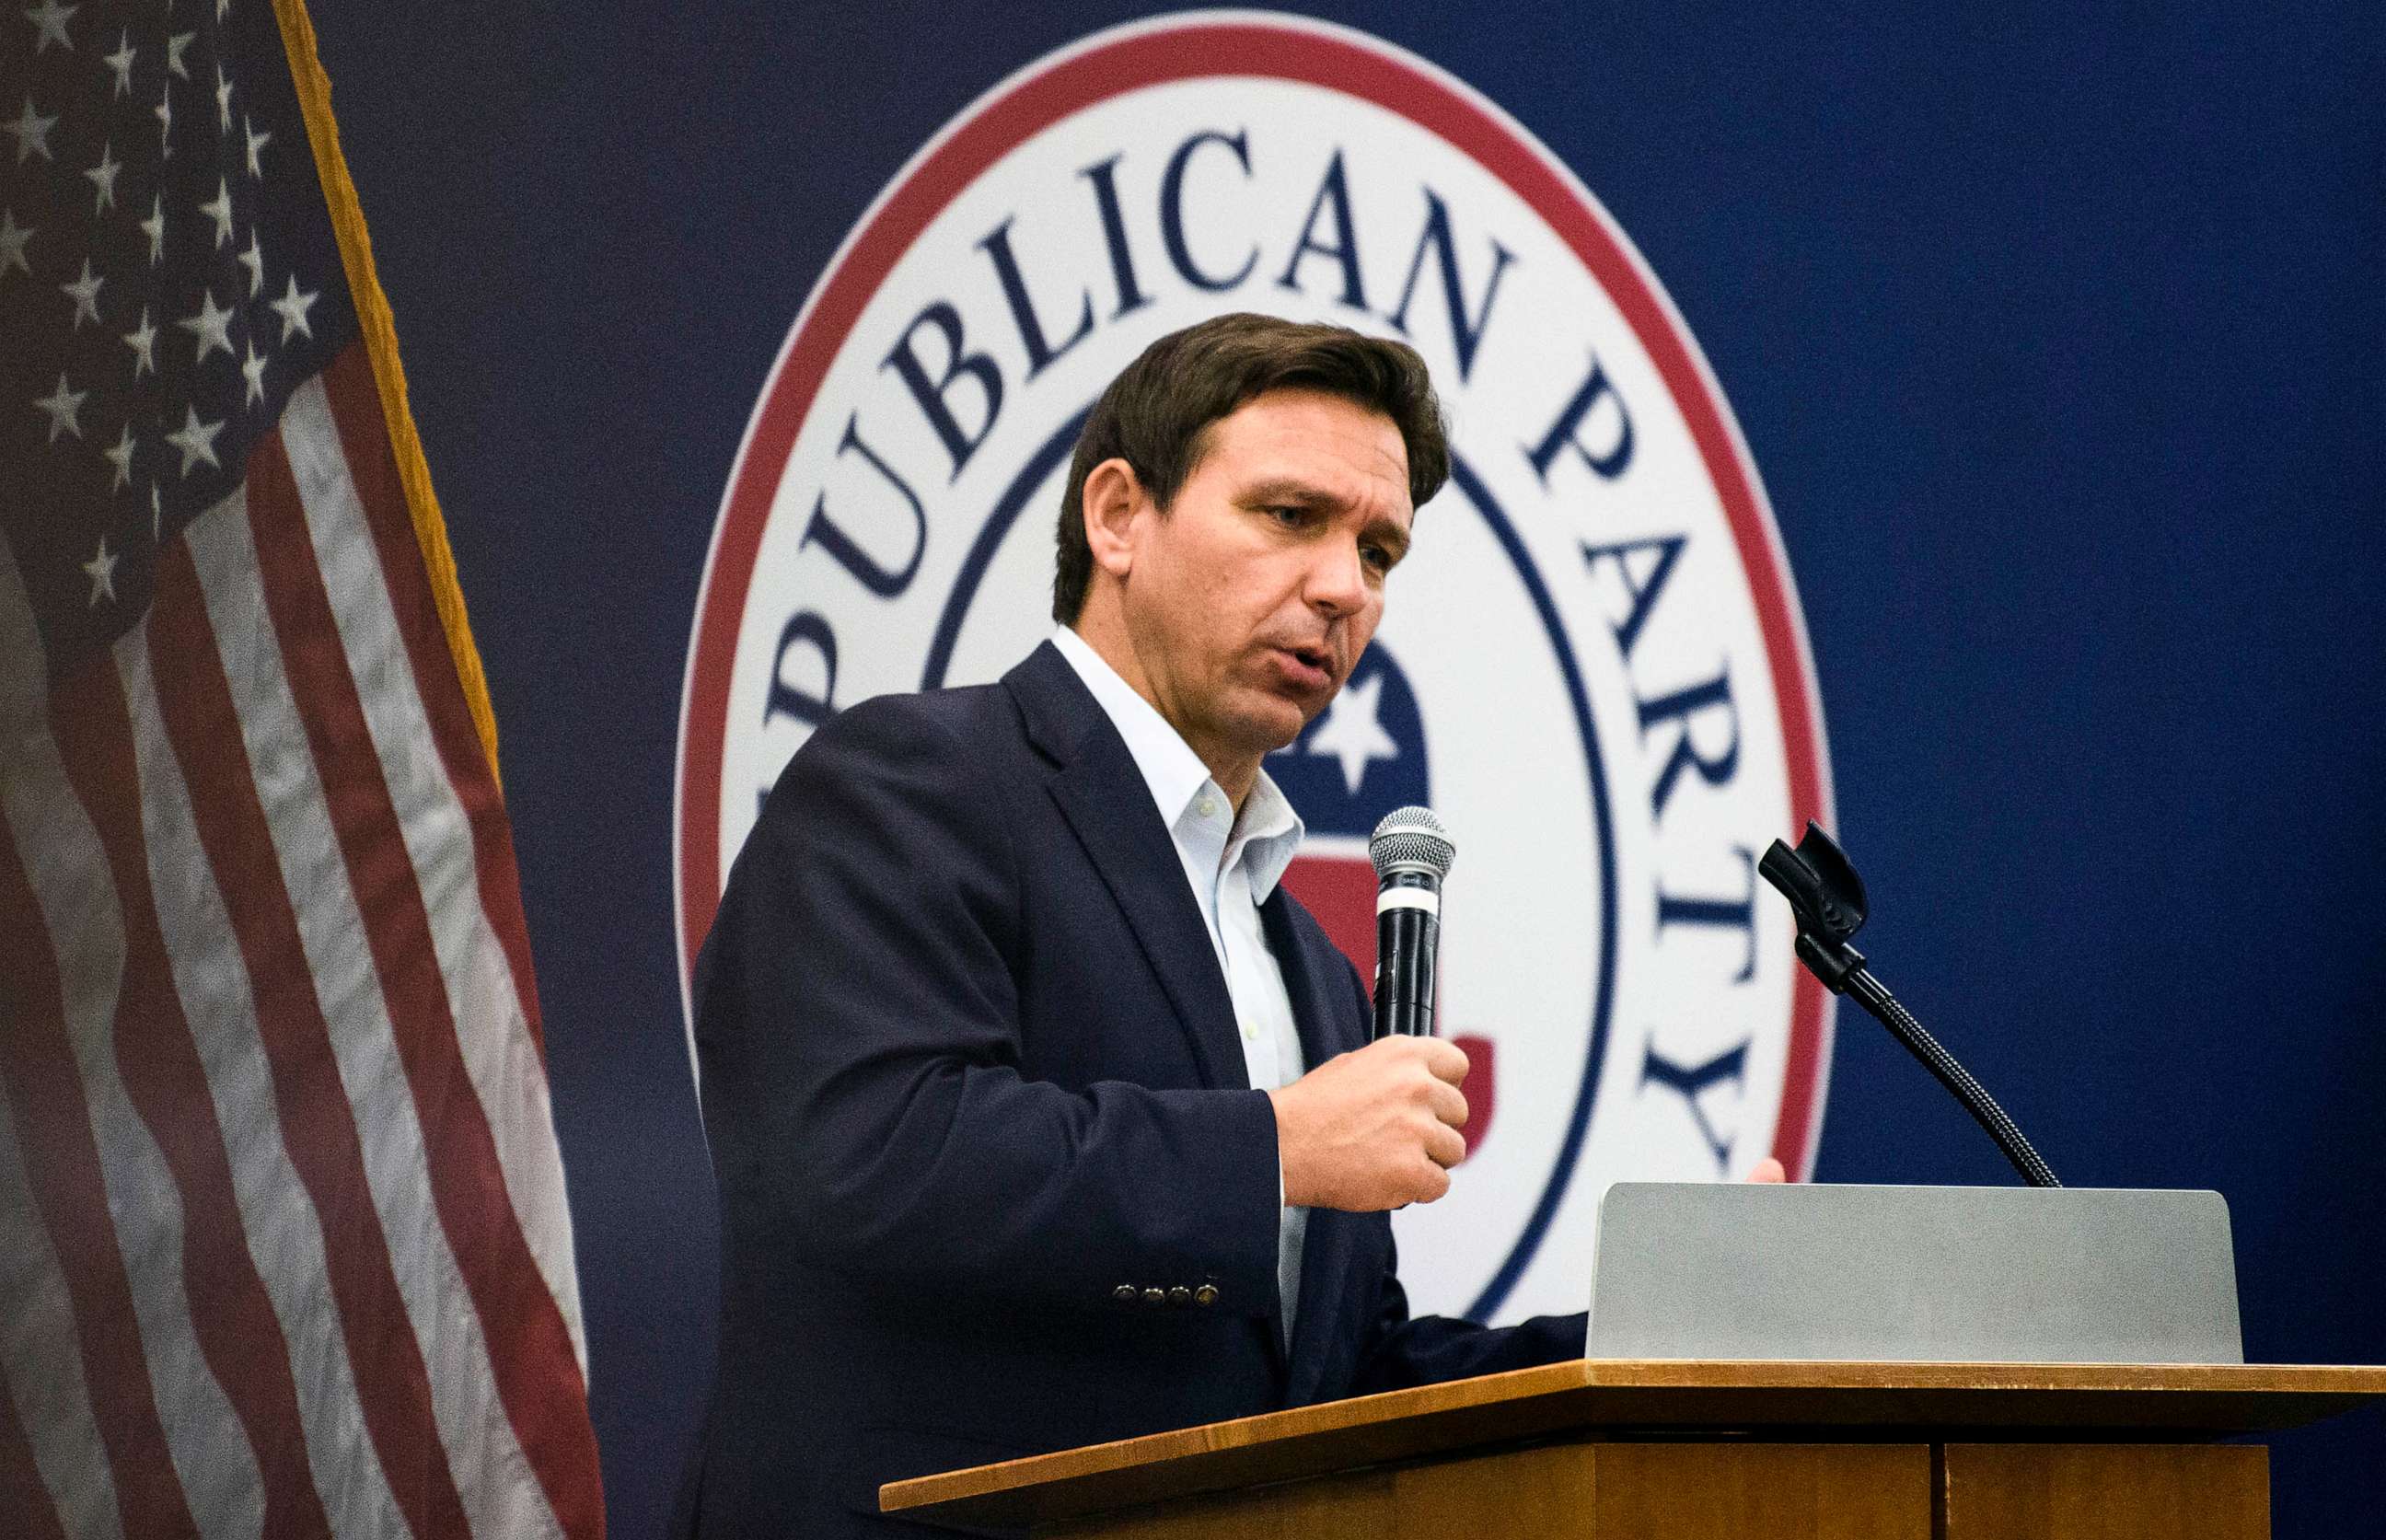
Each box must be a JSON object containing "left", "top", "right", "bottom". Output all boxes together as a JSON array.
[{"left": 689, "top": 642, "right": 1582, "bottom": 1537}]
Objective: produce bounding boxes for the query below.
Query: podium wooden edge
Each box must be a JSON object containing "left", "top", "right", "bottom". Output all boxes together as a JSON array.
[{"left": 880, "top": 1359, "right": 2386, "bottom": 1530}]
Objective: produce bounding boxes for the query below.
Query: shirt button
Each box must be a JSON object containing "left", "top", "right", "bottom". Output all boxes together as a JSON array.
[
  {"left": 1141, "top": 1287, "right": 1166, "bottom": 1307},
  {"left": 1194, "top": 1284, "right": 1220, "bottom": 1307},
  {"left": 1168, "top": 1286, "right": 1192, "bottom": 1307},
  {"left": 1197, "top": 794, "right": 1219, "bottom": 819}
]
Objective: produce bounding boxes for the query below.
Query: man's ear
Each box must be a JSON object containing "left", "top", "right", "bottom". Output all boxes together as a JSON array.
[{"left": 1081, "top": 457, "right": 1145, "bottom": 582}]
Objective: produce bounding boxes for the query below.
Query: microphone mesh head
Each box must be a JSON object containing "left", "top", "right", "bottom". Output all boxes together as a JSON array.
[{"left": 1369, "top": 805, "right": 1456, "bottom": 880}]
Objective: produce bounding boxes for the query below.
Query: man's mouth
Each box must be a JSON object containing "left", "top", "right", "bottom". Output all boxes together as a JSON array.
[{"left": 1272, "top": 643, "right": 1336, "bottom": 691}]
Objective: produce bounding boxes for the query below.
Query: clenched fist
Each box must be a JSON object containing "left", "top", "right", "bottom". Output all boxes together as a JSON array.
[{"left": 1268, "top": 1036, "right": 1470, "bottom": 1211}]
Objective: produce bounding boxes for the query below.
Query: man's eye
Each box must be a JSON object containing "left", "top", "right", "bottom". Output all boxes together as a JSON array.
[
  {"left": 1361, "top": 544, "right": 1394, "bottom": 573},
  {"left": 1265, "top": 504, "right": 1304, "bottom": 526}
]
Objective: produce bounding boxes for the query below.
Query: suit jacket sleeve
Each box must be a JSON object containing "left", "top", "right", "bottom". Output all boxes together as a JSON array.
[
  {"left": 695, "top": 695, "right": 1284, "bottom": 1317},
  {"left": 1326, "top": 962, "right": 1588, "bottom": 1393}
]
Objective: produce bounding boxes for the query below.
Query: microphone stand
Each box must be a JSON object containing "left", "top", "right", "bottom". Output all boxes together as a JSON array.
[{"left": 1759, "top": 823, "right": 2061, "bottom": 1189}]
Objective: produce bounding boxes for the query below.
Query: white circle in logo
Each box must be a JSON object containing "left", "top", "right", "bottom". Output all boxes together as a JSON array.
[{"left": 678, "top": 13, "right": 1835, "bottom": 1325}]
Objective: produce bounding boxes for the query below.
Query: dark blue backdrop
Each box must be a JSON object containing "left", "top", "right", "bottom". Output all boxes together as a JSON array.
[{"left": 308, "top": 6, "right": 2384, "bottom": 1535}]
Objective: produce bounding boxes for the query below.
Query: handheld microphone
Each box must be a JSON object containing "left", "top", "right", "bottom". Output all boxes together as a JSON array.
[{"left": 1369, "top": 807, "right": 1455, "bottom": 1038}]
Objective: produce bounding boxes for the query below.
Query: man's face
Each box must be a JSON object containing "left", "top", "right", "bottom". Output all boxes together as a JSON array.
[{"left": 1111, "top": 388, "right": 1414, "bottom": 778}]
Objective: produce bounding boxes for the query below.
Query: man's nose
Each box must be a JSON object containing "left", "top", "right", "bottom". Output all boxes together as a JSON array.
[{"left": 1305, "top": 538, "right": 1368, "bottom": 615}]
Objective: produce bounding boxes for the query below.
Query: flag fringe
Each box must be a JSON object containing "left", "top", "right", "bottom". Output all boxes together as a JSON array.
[{"left": 265, "top": 0, "right": 504, "bottom": 789}]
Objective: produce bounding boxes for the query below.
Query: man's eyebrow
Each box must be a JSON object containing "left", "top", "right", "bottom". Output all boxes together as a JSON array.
[{"left": 1235, "top": 477, "right": 1344, "bottom": 509}]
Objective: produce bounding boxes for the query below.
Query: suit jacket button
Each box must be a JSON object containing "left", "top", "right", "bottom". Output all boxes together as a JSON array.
[
  {"left": 1167, "top": 1286, "right": 1191, "bottom": 1307},
  {"left": 1193, "top": 1284, "right": 1219, "bottom": 1307},
  {"left": 1113, "top": 1285, "right": 1137, "bottom": 1304},
  {"left": 1141, "top": 1287, "right": 1165, "bottom": 1307}
]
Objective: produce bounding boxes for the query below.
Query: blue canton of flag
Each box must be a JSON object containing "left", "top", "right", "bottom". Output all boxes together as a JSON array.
[{"left": 1, "top": 0, "right": 347, "bottom": 677}]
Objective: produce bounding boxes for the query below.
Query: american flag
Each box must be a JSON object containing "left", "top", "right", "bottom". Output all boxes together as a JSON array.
[{"left": 0, "top": 3, "right": 603, "bottom": 1537}]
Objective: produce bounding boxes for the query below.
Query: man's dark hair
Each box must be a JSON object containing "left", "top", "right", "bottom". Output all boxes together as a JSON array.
[{"left": 1051, "top": 313, "right": 1450, "bottom": 623}]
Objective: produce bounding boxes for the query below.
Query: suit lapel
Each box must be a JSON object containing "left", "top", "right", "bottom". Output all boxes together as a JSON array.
[
  {"left": 1006, "top": 643, "right": 1248, "bottom": 1092},
  {"left": 1263, "top": 890, "right": 1366, "bottom": 1407}
]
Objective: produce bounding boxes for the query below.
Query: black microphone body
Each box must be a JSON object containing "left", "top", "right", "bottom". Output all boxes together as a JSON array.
[
  {"left": 1373, "top": 873, "right": 1441, "bottom": 1037},
  {"left": 1367, "top": 808, "right": 1456, "bottom": 1040}
]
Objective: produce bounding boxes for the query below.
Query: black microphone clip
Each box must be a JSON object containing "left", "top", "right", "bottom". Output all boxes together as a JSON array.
[{"left": 1757, "top": 822, "right": 1870, "bottom": 994}]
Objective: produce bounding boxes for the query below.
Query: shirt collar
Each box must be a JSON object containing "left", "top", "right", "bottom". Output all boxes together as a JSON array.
[{"left": 1050, "top": 627, "right": 1305, "bottom": 899}]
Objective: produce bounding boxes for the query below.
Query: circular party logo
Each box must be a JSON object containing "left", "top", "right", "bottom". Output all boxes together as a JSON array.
[{"left": 677, "top": 13, "right": 1834, "bottom": 1323}]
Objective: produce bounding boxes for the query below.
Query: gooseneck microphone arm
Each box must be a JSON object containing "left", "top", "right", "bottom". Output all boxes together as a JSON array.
[{"left": 1759, "top": 823, "right": 2062, "bottom": 1189}]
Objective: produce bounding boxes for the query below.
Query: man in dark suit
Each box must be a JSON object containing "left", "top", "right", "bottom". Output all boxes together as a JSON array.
[{"left": 690, "top": 315, "right": 1593, "bottom": 1537}]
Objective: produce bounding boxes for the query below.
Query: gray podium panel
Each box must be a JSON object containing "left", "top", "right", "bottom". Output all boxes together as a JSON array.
[{"left": 1586, "top": 1183, "right": 2242, "bottom": 1364}]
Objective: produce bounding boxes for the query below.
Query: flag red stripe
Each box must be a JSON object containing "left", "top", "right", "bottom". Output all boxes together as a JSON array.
[
  {"left": 145, "top": 538, "right": 473, "bottom": 1540},
  {"left": 0, "top": 1362, "right": 69, "bottom": 1540},
  {"left": 47, "top": 669, "right": 335, "bottom": 1540},
  {"left": 0, "top": 812, "right": 200, "bottom": 1540},
  {"left": 242, "top": 431, "right": 606, "bottom": 1538},
  {"left": 319, "top": 345, "right": 550, "bottom": 1058}
]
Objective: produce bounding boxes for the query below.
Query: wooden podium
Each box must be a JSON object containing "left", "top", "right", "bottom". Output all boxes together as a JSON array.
[{"left": 882, "top": 1360, "right": 2386, "bottom": 1538}]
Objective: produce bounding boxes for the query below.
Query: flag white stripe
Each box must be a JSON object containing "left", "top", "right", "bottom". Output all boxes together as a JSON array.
[
  {"left": 185, "top": 481, "right": 557, "bottom": 1540},
  {"left": 280, "top": 377, "right": 586, "bottom": 1371},
  {"left": 0, "top": 1092, "right": 127, "bottom": 1540},
  {"left": 0, "top": 536, "right": 124, "bottom": 1540},
  {"left": 0, "top": 584, "right": 262, "bottom": 1535},
  {"left": 120, "top": 613, "right": 413, "bottom": 1540}
]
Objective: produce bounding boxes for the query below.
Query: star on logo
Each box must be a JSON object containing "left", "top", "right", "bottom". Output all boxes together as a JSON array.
[
  {"left": 60, "top": 257, "right": 102, "bottom": 328},
  {"left": 269, "top": 272, "right": 318, "bottom": 343},
  {"left": 165, "top": 404, "right": 224, "bottom": 475},
  {"left": 84, "top": 537, "right": 119, "bottom": 607},
  {"left": 104, "top": 422, "right": 135, "bottom": 490},
  {"left": 34, "top": 373, "right": 87, "bottom": 442},
  {"left": 237, "top": 228, "right": 263, "bottom": 295},
  {"left": 122, "top": 304, "right": 157, "bottom": 376},
  {"left": 240, "top": 340, "right": 266, "bottom": 407},
  {"left": 178, "top": 287, "right": 236, "bottom": 362},
  {"left": 0, "top": 207, "right": 31, "bottom": 280},
  {"left": 1305, "top": 670, "right": 1400, "bottom": 795},
  {"left": 6, "top": 97, "right": 58, "bottom": 165},
  {"left": 104, "top": 29, "right": 133, "bottom": 96},
  {"left": 200, "top": 177, "right": 234, "bottom": 248},
  {"left": 84, "top": 140, "right": 121, "bottom": 212},
  {"left": 24, "top": 0, "right": 74, "bottom": 54}
]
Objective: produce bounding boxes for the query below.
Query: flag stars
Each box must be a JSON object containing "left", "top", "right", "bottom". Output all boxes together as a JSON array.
[
  {"left": 269, "top": 272, "right": 317, "bottom": 342},
  {"left": 0, "top": 208, "right": 30, "bottom": 280},
  {"left": 35, "top": 373, "right": 87, "bottom": 442},
  {"left": 154, "top": 81, "right": 171, "bottom": 155},
  {"left": 150, "top": 482, "right": 162, "bottom": 538},
  {"left": 140, "top": 193, "right": 165, "bottom": 262},
  {"left": 23, "top": 0, "right": 74, "bottom": 53},
  {"left": 178, "top": 287, "right": 235, "bottom": 362},
  {"left": 243, "top": 114, "right": 268, "bottom": 177},
  {"left": 165, "top": 404, "right": 224, "bottom": 474},
  {"left": 60, "top": 256, "right": 101, "bottom": 327},
  {"left": 104, "top": 423, "right": 135, "bottom": 490},
  {"left": 84, "top": 140, "right": 121, "bottom": 213},
  {"left": 200, "top": 178, "right": 234, "bottom": 247},
  {"left": 84, "top": 537, "right": 118, "bottom": 607},
  {"left": 167, "top": 29, "right": 193, "bottom": 79},
  {"left": 123, "top": 304, "right": 156, "bottom": 376},
  {"left": 6, "top": 98, "right": 58, "bottom": 164},
  {"left": 214, "top": 64, "right": 233, "bottom": 133},
  {"left": 240, "top": 340, "right": 266, "bottom": 406},
  {"left": 236, "top": 227, "right": 263, "bottom": 295},
  {"left": 104, "top": 29, "right": 133, "bottom": 96}
]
